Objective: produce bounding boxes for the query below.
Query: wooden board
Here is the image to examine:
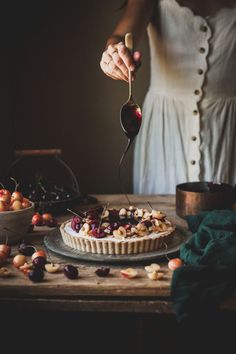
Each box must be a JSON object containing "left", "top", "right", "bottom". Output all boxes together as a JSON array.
[{"left": 43, "top": 225, "right": 191, "bottom": 264}]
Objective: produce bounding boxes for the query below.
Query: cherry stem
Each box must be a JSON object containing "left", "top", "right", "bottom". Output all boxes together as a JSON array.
[
  {"left": 99, "top": 203, "right": 109, "bottom": 229},
  {"left": 10, "top": 177, "right": 20, "bottom": 192},
  {"left": 0, "top": 182, "right": 5, "bottom": 189},
  {"left": 147, "top": 201, "right": 153, "bottom": 211},
  {"left": 125, "top": 193, "right": 132, "bottom": 206},
  {"left": 67, "top": 208, "right": 85, "bottom": 218}
]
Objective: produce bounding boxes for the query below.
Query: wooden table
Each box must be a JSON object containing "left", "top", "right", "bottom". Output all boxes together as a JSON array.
[{"left": 0, "top": 194, "right": 236, "bottom": 314}]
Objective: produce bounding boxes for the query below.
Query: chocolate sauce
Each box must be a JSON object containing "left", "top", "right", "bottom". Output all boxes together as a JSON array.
[{"left": 118, "top": 103, "right": 142, "bottom": 203}]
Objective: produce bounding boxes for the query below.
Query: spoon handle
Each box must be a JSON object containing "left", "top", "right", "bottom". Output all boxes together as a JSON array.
[{"left": 125, "top": 33, "right": 133, "bottom": 101}]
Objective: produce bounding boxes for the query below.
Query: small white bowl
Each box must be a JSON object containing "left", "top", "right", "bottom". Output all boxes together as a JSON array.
[{"left": 0, "top": 203, "right": 35, "bottom": 245}]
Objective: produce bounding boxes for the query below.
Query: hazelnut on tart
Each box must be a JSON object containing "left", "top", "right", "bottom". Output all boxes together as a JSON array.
[{"left": 60, "top": 206, "right": 175, "bottom": 255}]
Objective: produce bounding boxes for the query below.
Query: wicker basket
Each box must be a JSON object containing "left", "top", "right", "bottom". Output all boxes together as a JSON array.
[{"left": 0, "top": 204, "right": 34, "bottom": 244}]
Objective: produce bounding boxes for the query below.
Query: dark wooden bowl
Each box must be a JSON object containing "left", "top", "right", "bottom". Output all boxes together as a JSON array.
[{"left": 176, "top": 182, "right": 235, "bottom": 218}]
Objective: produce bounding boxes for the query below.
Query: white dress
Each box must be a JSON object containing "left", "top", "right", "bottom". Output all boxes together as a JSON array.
[{"left": 133, "top": 0, "right": 236, "bottom": 194}]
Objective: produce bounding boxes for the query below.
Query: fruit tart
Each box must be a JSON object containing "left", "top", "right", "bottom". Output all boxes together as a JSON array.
[{"left": 60, "top": 206, "right": 175, "bottom": 255}]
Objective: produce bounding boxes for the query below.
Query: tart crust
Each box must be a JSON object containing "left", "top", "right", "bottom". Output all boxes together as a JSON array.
[{"left": 60, "top": 221, "right": 175, "bottom": 255}]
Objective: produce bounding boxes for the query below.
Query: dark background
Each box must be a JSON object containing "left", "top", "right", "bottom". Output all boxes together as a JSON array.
[{"left": 0, "top": 0, "right": 150, "bottom": 194}]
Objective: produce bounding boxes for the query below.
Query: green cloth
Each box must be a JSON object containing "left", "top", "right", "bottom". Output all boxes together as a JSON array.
[{"left": 171, "top": 210, "right": 236, "bottom": 323}]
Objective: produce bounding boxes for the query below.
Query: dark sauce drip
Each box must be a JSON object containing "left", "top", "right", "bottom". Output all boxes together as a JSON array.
[{"left": 119, "top": 104, "right": 142, "bottom": 204}]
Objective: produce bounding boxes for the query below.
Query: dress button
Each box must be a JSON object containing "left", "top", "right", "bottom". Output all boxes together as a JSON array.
[
  {"left": 191, "top": 136, "right": 197, "bottom": 141},
  {"left": 190, "top": 160, "right": 196, "bottom": 165},
  {"left": 200, "top": 25, "right": 208, "bottom": 32},
  {"left": 198, "top": 69, "right": 204, "bottom": 75},
  {"left": 194, "top": 90, "right": 200, "bottom": 95},
  {"left": 199, "top": 47, "right": 206, "bottom": 53}
]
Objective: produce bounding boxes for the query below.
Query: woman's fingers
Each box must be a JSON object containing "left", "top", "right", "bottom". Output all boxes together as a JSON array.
[
  {"left": 107, "top": 44, "right": 129, "bottom": 80},
  {"left": 100, "top": 43, "right": 142, "bottom": 81},
  {"left": 117, "top": 42, "right": 135, "bottom": 73},
  {"left": 100, "top": 44, "right": 128, "bottom": 81},
  {"left": 108, "top": 60, "right": 127, "bottom": 81}
]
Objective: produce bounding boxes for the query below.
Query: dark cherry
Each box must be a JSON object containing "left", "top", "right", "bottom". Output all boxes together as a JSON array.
[
  {"left": 95, "top": 267, "right": 110, "bottom": 277},
  {"left": 142, "top": 220, "right": 152, "bottom": 228},
  {"left": 89, "top": 220, "right": 100, "bottom": 229},
  {"left": 64, "top": 264, "right": 78, "bottom": 279},
  {"left": 32, "top": 256, "right": 47, "bottom": 269},
  {"left": 18, "top": 243, "right": 36, "bottom": 257},
  {"left": 86, "top": 211, "right": 99, "bottom": 220},
  {"left": 93, "top": 206, "right": 104, "bottom": 214},
  {"left": 107, "top": 222, "right": 121, "bottom": 232},
  {"left": 28, "top": 268, "right": 44, "bottom": 282},
  {"left": 92, "top": 227, "right": 106, "bottom": 238},
  {"left": 71, "top": 216, "right": 82, "bottom": 232},
  {"left": 124, "top": 223, "right": 132, "bottom": 230},
  {"left": 86, "top": 206, "right": 104, "bottom": 219},
  {"left": 109, "top": 209, "right": 120, "bottom": 220}
]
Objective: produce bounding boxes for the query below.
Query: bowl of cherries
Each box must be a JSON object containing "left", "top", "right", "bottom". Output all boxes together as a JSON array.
[{"left": 0, "top": 179, "right": 34, "bottom": 245}]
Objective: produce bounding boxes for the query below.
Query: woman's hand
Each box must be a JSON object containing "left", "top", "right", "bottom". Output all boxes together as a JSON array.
[{"left": 100, "top": 41, "right": 141, "bottom": 82}]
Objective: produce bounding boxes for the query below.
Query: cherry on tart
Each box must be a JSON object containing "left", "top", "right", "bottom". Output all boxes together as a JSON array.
[
  {"left": 71, "top": 216, "right": 82, "bottom": 231},
  {"left": 92, "top": 227, "right": 106, "bottom": 238}
]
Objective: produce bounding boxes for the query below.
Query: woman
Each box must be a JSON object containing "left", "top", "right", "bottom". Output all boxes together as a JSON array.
[{"left": 100, "top": 0, "right": 236, "bottom": 194}]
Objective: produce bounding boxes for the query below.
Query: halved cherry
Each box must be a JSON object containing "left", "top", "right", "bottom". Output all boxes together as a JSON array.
[{"left": 92, "top": 227, "right": 106, "bottom": 238}]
